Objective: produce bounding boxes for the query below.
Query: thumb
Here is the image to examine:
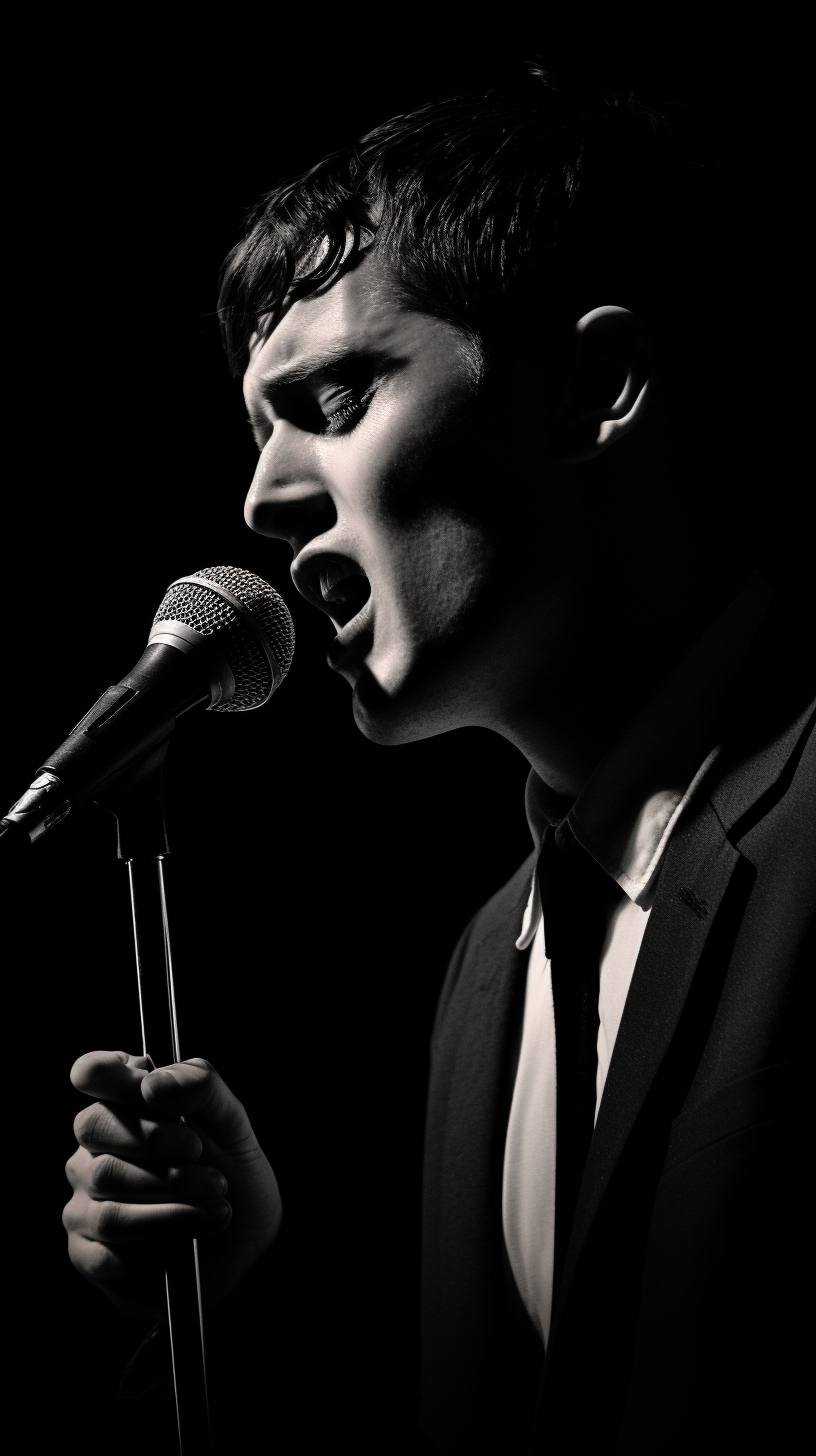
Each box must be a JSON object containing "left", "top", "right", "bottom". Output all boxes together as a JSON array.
[
  {"left": 141, "top": 1059, "right": 249, "bottom": 1145},
  {"left": 71, "top": 1050, "right": 154, "bottom": 1105}
]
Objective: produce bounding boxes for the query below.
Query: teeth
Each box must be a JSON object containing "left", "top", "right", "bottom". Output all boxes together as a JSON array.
[
  {"left": 319, "top": 560, "right": 366, "bottom": 602},
  {"left": 320, "top": 562, "right": 349, "bottom": 600}
]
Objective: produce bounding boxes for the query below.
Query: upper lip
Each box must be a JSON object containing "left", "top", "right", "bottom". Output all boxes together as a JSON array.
[{"left": 292, "top": 549, "right": 371, "bottom": 628}]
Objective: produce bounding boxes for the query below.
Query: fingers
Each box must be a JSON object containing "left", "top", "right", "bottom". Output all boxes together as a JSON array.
[
  {"left": 63, "top": 1187, "right": 231, "bottom": 1245},
  {"left": 70, "top": 1051, "right": 153, "bottom": 1107},
  {"left": 70, "top": 1054, "right": 254, "bottom": 1156},
  {"left": 73, "top": 1102, "right": 202, "bottom": 1163},
  {"left": 63, "top": 1137, "right": 232, "bottom": 1304},
  {"left": 141, "top": 1059, "right": 250, "bottom": 1147},
  {"left": 64, "top": 1051, "right": 275, "bottom": 1311},
  {"left": 66, "top": 1146, "right": 228, "bottom": 1204},
  {"left": 63, "top": 1193, "right": 231, "bottom": 1300},
  {"left": 64, "top": 1228, "right": 163, "bottom": 1287}
]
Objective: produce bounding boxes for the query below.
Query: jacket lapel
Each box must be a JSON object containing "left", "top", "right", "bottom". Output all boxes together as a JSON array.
[
  {"left": 421, "top": 861, "right": 536, "bottom": 1445},
  {"left": 546, "top": 687, "right": 815, "bottom": 1353},
  {"left": 548, "top": 797, "right": 739, "bottom": 1345},
  {"left": 711, "top": 695, "right": 815, "bottom": 838},
  {"left": 426, "top": 891, "right": 529, "bottom": 1308}
]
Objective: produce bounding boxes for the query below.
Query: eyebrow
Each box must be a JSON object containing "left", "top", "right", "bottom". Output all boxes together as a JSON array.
[
  {"left": 246, "top": 343, "right": 390, "bottom": 445},
  {"left": 255, "top": 345, "right": 368, "bottom": 394}
]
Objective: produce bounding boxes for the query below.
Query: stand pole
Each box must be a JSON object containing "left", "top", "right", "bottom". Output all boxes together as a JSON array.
[{"left": 99, "top": 755, "right": 213, "bottom": 1454}]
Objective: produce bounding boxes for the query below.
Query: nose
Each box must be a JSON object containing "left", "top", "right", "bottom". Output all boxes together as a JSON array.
[{"left": 244, "top": 424, "right": 336, "bottom": 551}]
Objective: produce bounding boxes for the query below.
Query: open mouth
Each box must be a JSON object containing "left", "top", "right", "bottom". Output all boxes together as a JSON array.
[{"left": 293, "top": 553, "right": 372, "bottom": 630}]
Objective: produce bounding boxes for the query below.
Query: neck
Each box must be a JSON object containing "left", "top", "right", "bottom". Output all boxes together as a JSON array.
[{"left": 498, "top": 550, "right": 753, "bottom": 800}]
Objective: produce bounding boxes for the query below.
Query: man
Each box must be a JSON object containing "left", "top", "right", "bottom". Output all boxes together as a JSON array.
[{"left": 63, "top": 68, "right": 812, "bottom": 1451}]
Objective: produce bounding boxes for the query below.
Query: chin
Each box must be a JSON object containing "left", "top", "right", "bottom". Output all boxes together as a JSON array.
[
  {"left": 351, "top": 692, "right": 422, "bottom": 746},
  {"left": 350, "top": 665, "right": 464, "bottom": 746}
]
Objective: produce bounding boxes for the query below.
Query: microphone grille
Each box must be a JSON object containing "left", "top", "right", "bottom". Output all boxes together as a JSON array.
[{"left": 153, "top": 565, "right": 295, "bottom": 711}]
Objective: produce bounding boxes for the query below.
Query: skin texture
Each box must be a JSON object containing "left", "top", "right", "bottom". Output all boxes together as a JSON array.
[
  {"left": 243, "top": 257, "right": 744, "bottom": 790},
  {"left": 64, "top": 252, "right": 747, "bottom": 1311},
  {"left": 64, "top": 1053, "right": 281, "bottom": 1315}
]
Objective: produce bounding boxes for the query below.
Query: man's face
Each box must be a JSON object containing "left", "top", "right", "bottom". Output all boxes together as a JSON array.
[{"left": 243, "top": 252, "right": 568, "bottom": 744}]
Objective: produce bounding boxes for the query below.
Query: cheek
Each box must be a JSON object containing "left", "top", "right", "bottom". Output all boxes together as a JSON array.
[
  {"left": 327, "top": 374, "right": 489, "bottom": 529},
  {"left": 316, "top": 375, "right": 502, "bottom": 649},
  {"left": 374, "top": 515, "right": 496, "bottom": 640}
]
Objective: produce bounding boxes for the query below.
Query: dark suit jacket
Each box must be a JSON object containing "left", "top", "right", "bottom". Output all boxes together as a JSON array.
[{"left": 420, "top": 608, "right": 815, "bottom": 1454}]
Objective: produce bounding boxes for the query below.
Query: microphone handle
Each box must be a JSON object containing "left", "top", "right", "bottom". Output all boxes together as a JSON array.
[{"left": 119, "top": 811, "right": 213, "bottom": 1452}]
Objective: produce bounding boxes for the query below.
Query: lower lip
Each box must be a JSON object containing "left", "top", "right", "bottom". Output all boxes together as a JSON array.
[{"left": 327, "top": 595, "right": 374, "bottom": 665}]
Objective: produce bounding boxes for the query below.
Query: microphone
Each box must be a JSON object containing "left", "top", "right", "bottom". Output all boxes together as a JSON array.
[{"left": 1, "top": 565, "right": 295, "bottom": 852}]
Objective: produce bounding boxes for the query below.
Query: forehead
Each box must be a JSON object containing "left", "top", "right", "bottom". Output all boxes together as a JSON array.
[{"left": 242, "top": 254, "right": 407, "bottom": 399}]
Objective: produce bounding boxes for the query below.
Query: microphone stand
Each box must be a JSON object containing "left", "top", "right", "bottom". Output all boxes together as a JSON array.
[{"left": 98, "top": 747, "right": 213, "bottom": 1454}]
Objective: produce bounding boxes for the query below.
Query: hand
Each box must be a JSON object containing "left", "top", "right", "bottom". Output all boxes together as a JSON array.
[{"left": 64, "top": 1051, "right": 282, "bottom": 1317}]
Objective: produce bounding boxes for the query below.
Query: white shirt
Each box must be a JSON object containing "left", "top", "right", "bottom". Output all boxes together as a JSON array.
[{"left": 502, "top": 573, "right": 772, "bottom": 1347}]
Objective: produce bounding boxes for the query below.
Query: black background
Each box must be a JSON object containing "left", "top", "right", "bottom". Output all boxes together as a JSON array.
[{"left": 3, "top": 18, "right": 804, "bottom": 1454}]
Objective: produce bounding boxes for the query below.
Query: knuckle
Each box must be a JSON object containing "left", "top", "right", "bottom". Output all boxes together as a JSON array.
[
  {"left": 62, "top": 1195, "right": 80, "bottom": 1234},
  {"left": 75, "top": 1237, "right": 120, "bottom": 1283},
  {"left": 94, "top": 1201, "right": 121, "bottom": 1241},
  {"left": 65, "top": 1149, "right": 82, "bottom": 1183}
]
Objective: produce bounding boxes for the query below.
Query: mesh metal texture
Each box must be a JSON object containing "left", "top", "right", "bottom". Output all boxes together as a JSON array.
[{"left": 153, "top": 566, "right": 295, "bottom": 712}]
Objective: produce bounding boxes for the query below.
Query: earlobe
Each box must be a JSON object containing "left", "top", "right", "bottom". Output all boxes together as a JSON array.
[{"left": 555, "top": 306, "right": 653, "bottom": 465}]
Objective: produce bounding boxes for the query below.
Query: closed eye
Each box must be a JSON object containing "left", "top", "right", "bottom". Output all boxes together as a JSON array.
[
  {"left": 321, "top": 383, "right": 376, "bottom": 435},
  {"left": 246, "top": 350, "right": 400, "bottom": 448}
]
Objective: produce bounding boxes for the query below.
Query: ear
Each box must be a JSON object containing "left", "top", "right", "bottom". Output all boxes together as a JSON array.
[{"left": 554, "top": 306, "right": 653, "bottom": 464}]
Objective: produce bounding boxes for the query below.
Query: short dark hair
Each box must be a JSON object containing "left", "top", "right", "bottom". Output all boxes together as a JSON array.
[{"left": 218, "top": 63, "right": 719, "bottom": 394}]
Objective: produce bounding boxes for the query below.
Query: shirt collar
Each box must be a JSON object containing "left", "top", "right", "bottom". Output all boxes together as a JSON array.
[{"left": 516, "top": 571, "right": 772, "bottom": 950}]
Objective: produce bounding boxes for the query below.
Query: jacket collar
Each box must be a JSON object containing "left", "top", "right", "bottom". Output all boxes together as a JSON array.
[{"left": 517, "top": 571, "right": 773, "bottom": 953}]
